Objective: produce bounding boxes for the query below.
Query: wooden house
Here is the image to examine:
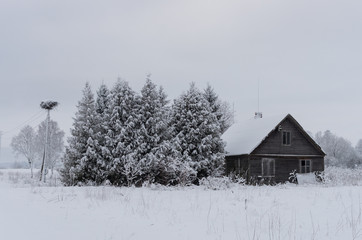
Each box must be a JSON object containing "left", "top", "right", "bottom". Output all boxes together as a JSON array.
[{"left": 223, "top": 114, "right": 325, "bottom": 183}]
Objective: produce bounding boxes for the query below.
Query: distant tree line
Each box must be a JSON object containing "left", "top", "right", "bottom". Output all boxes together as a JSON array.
[
  {"left": 315, "top": 130, "right": 362, "bottom": 168},
  {"left": 60, "top": 78, "right": 233, "bottom": 186}
]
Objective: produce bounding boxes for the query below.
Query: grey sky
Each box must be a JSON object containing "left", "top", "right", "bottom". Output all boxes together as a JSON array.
[{"left": 1, "top": 0, "right": 362, "bottom": 156}]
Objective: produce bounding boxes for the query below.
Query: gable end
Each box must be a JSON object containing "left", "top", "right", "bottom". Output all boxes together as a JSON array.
[{"left": 251, "top": 114, "right": 326, "bottom": 156}]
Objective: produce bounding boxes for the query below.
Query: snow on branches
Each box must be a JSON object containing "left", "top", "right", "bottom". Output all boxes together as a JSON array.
[{"left": 61, "top": 79, "right": 232, "bottom": 186}]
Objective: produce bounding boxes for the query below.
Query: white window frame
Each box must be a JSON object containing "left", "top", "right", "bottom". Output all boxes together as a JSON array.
[
  {"left": 300, "top": 159, "right": 312, "bottom": 173},
  {"left": 262, "top": 158, "right": 275, "bottom": 177}
]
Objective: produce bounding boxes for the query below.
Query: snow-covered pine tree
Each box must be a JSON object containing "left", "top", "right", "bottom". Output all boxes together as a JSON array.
[
  {"left": 96, "top": 83, "right": 110, "bottom": 115},
  {"left": 137, "top": 78, "right": 160, "bottom": 157},
  {"left": 170, "top": 83, "right": 225, "bottom": 181},
  {"left": 89, "top": 83, "right": 111, "bottom": 184},
  {"left": 133, "top": 77, "right": 174, "bottom": 184},
  {"left": 134, "top": 78, "right": 160, "bottom": 183},
  {"left": 158, "top": 86, "right": 169, "bottom": 108},
  {"left": 152, "top": 139, "right": 196, "bottom": 185},
  {"left": 103, "top": 79, "right": 140, "bottom": 186},
  {"left": 156, "top": 85, "right": 171, "bottom": 140},
  {"left": 60, "top": 82, "right": 97, "bottom": 185},
  {"left": 203, "top": 84, "right": 234, "bottom": 134}
]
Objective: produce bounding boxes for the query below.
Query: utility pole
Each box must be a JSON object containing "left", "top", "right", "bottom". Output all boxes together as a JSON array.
[
  {"left": 40, "top": 101, "right": 58, "bottom": 183},
  {"left": 41, "top": 110, "right": 50, "bottom": 183}
]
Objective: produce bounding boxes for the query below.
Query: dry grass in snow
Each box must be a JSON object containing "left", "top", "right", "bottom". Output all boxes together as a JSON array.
[{"left": 1, "top": 169, "right": 362, "bottom": 240}]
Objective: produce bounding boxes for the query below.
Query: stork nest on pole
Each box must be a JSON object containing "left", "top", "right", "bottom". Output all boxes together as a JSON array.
[{"left": 40, "top": 101, "right": 59, "bottom": 110}]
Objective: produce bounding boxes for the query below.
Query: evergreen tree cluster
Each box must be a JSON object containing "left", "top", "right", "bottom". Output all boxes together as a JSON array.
[{"left": 61, "top": 78, "right": 232, "bottom": 186}]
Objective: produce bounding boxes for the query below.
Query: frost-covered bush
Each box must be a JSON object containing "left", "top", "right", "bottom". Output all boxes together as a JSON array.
[{"left": 324, "top": 167, "right": 362, "bottom": 186}]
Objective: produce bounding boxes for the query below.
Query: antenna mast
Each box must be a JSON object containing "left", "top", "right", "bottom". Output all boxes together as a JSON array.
[
  {"left": 0, "top": 131, "right": 2, "bottom": 161},
  {"left": 258, "top": 79, "right": 260, "bottom": 113},
  {"left": 254, "top": 79, "right": 262, "bottom": 119}
]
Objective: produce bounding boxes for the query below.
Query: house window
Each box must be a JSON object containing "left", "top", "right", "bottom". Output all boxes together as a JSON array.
[
  {"left": 300, "top": 160, "right": 312, "bottom": 173},
  {"left": 262, "top": 158, "right": 275, "bottom": 177},
  {"left": 282, "top": 131, "right": 291, "bottom": 146}
]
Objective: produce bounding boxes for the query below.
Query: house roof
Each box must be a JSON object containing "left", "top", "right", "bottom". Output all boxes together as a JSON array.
[
  {"left": 222, "top": 113, "right": 325, "bottom": 156},
  {"left": 223, "top": 114, "right": 286, "bottom": 155}
]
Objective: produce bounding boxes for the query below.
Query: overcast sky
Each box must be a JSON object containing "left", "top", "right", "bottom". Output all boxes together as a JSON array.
[{"left": 1, "top": 0, "right": 362, "bottom": 156}]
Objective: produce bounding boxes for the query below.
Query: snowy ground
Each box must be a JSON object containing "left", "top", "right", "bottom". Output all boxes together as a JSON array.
[{"left": 1, "top": 169, "right": 362, "bottom": 240}]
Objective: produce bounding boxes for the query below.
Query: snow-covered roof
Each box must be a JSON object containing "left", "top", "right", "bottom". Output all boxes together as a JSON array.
[{"left": 223, "top": 114, "right": 288, "bottom": 156}]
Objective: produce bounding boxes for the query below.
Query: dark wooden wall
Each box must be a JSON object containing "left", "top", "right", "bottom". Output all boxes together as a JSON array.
[
  {"left": 249, "top": 156, "right": 324, "bottom": 182},
  {"left": 252, "top": 118, "right": 322, "bottom": 156},
  {"left": 225, "top": 155, "right": 249, "bottom": 177},
  {"left": 226, "top": 155, "right": 325, "bottom": 183}
]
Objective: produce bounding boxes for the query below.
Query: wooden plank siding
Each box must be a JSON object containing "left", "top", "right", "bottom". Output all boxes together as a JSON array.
[
  {"left": 249, "top": 156, "right": 324, "bottom": 182},
  {"left": 252, "top": 118, "right": 321, "bottom": 156},
  {"left": 225, "top": 155, "right": 249, "bottom": 178},
  {"left": 226, "top": 156, "right": 325, "bottom": 183}
]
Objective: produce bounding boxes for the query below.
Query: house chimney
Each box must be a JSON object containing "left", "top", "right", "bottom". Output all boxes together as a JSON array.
[{"left": 254, "top": 112, "right": 263, "bottom": 119}]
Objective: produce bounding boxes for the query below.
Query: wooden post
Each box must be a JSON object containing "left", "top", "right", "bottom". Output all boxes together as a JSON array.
[
  {"left": 40, "top": 110, "right": 50, "bottom": 183},
  {"left": 39, "top": 101, "right": 58, "bottom": 182}
]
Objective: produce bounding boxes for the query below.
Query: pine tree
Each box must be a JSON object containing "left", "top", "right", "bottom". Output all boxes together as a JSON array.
[
  {"left": 103, "top": 79, "right": 139, "bottom": 186},
  {"left": 170, "top": 83, "right": 225, "bottom": 181},
  {"left": 60, "top": 82, "right": 97, "bottom": 185},
  {"left": 158, "top": 86, "right": 169, "bottom": 108},
  {"left": 152, "top": 140, "right": 196, "bottom": 185},
  {"left": 203, "top": 84, "right": 234, "bottom": 134},
  {"left": 91, "top": 83, "right": 111, "bottom": 184},
  {"left": 133, "top": 77, "right": 174, "bottom": 184},
  {"left": 96, "top": 83, "right": 110, "bottom": 115},
  {"left": 137, "top": 78, "right": 161, "bottom": 157},
  {"left": 156, "top": 85, "right": 171, "bottom": 140}
]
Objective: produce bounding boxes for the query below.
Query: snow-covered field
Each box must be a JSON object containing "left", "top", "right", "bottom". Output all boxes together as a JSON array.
[{"left": 1, "top": 169, "right": 362, "bottom": 240}]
